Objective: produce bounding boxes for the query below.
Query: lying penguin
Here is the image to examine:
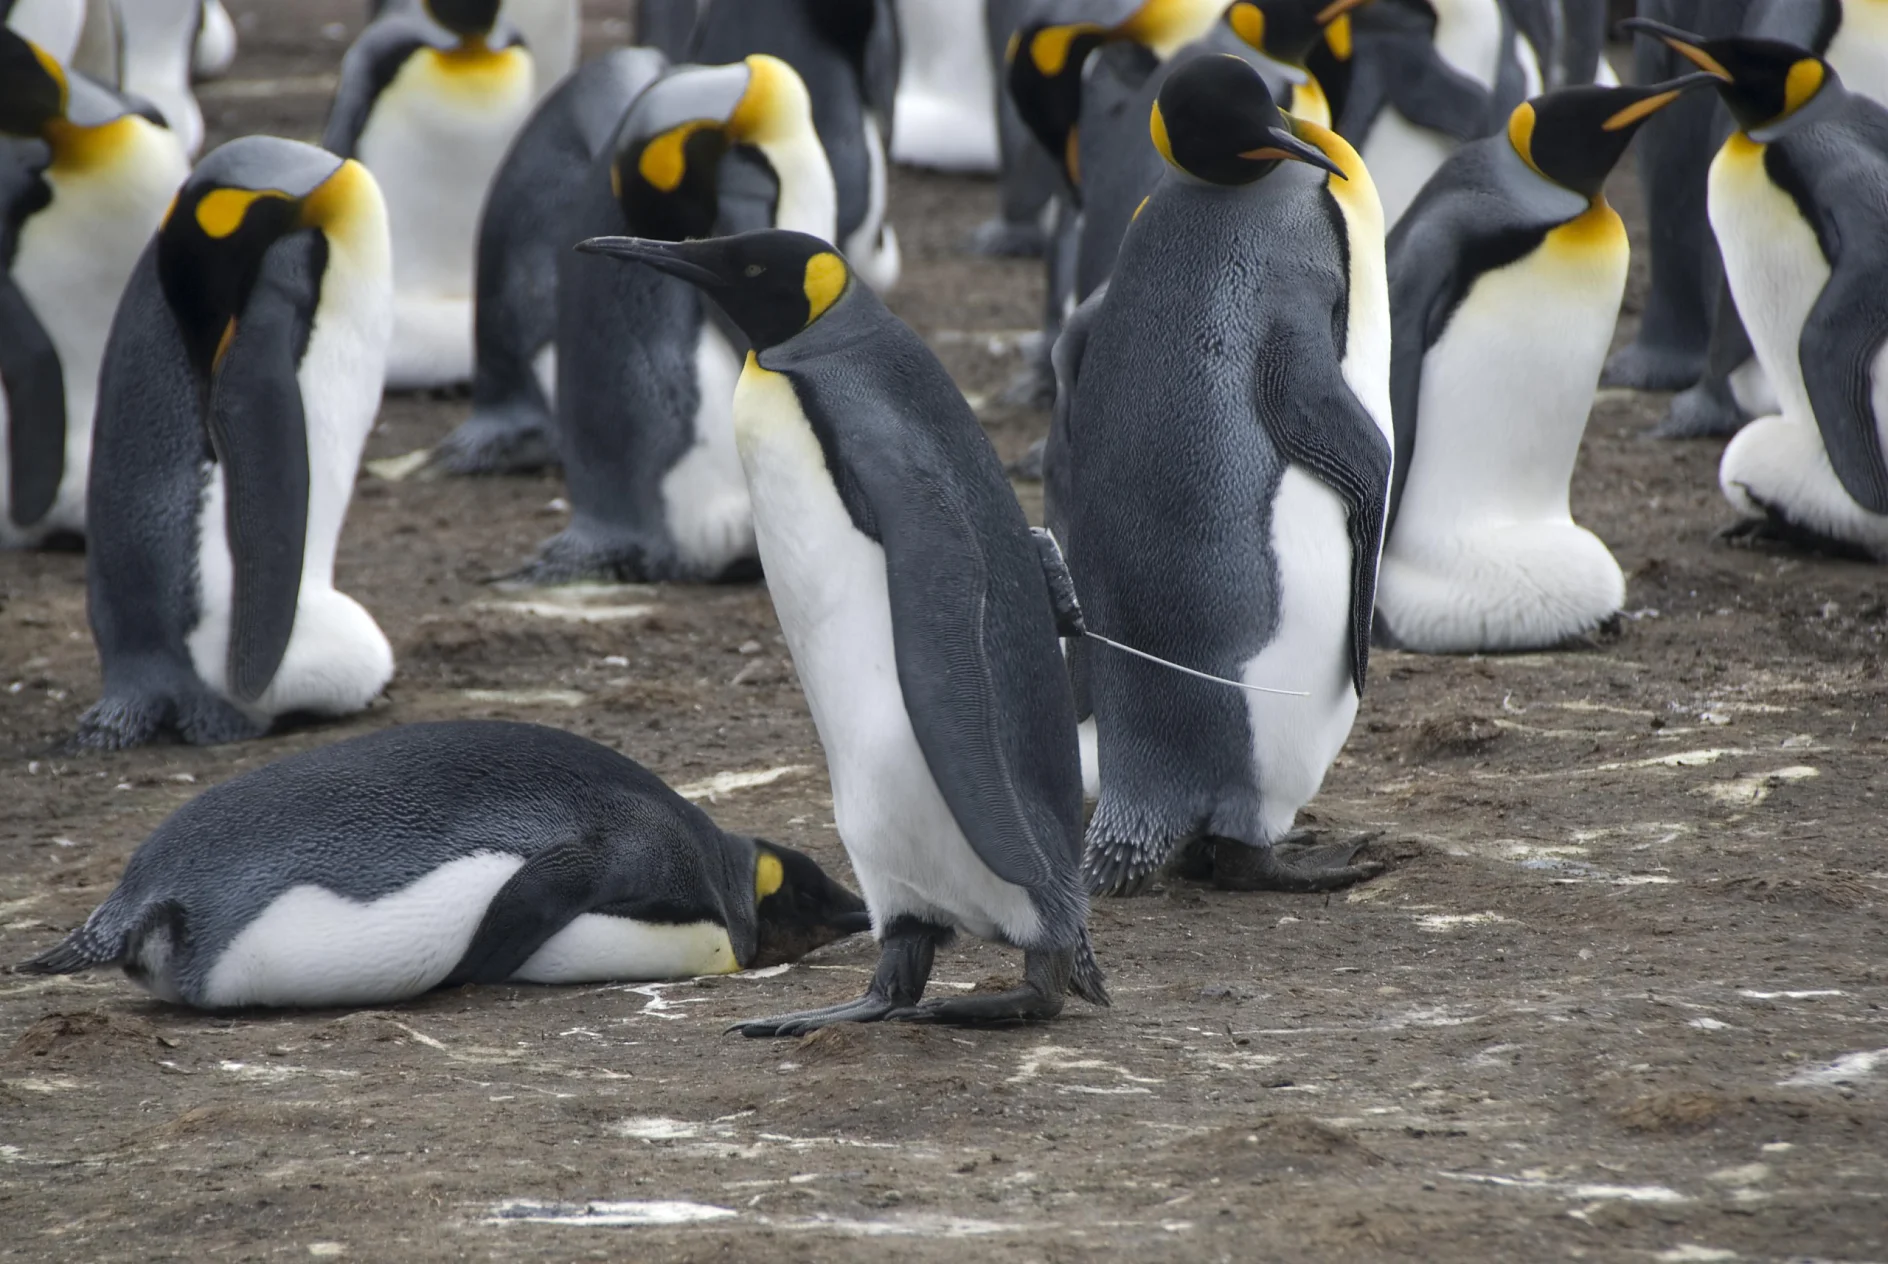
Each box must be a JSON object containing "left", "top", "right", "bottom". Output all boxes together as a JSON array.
[
  {"left": 0, "top": 30, "right": 188, "bottom": 549},
  {"left": 513, "top": 55, "right": 837, "bottom": 585},
  {"left": 1628, "top": 22, "right": 1888, "bottom": 559},
  {"left": 1046, "top": 54, "right": 1391, "bottom": 896},
  {"left": 325, "top": 0, "right": 536, "bottom": 390},
  {"left": 22, "top": 722, "right": 869, "bottom": 1009},
  {"left": 580, "top": 229, "right": 1108, "bottom": 1033},
  {"left": 432, "top": 47, "right": 669, "bottom": 476},
  {"left": 1376, "top": 76, "right": 1715, "bottom": 652},
  {"left": 75, "top": 137, "right": 396, "bottom": 749}
]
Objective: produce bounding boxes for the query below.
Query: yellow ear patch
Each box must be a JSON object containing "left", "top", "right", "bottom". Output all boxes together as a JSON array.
[
  {"left": 638, "top": 120, "right": 718, "bottom": 193},
  {"left": 28, "top": 41, "right": 69, "bottom": 116},
  {"left": 1784, "top": 58, "right": 1826, "bottom": 116},
  {"left": 803, "top": 251, "right": 847, "bottom": 324},
  {"left": 755, "top": 850, "right": 785, "bottom": 899},
  {"left": 1150, "top": 101, "right": 1175, "bottom": 167},
  {"left": 1227, "top": 3, "right": 1266, "bottom": 51},
  {"left": 1603, "top": 88, "right": 1682, "bottom": 131},
  {"left": 196, "top": 186, "right": 290, "bottom": 238},
  {"left": 1507, "top": 101, "right": 1543, "bottom": 175},
  {"left": 1029, "top": 22, "right": 1104, "bottom": 75}
]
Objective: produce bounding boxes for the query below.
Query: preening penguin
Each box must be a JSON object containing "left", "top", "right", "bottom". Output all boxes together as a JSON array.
[
  {"left": 514, "top": 54, "right": 836, "bottom": 584},
  {"left": 0, "top": 31, "right": 189, "bottom": 549},
  {"left": 325, "top": 0, "right": 536, "bottom": 391},
  {"left": 22, "top": 722, "right": 870, "bottom": 1009},
  {"left": 1375, "top": 77, "right": 1714, "bottom": 652},
  {"left": 580, "top": 229, "right": 1109, "bottom": 1034},
  {"left": 432, "top": 47, "right": 668, "bottom": 476},
  {"left": 1045, "top": 54, "right": 1392, "bottom": 896},
  {"left": 75, "top": 137, "right": 396, "bottom": 749},
  {"left": 1630, "top": 22, "right": 1888, "bottom": 559}
]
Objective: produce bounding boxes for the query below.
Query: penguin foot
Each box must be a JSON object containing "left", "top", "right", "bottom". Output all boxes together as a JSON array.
[
  {"left": 729, "top": 994, "right": 907, "bottom": 1038},
  {"left": 72, "top": 691, "right": 266, "bottom": 751},
  {"left": 889, "top": 947, "right": 1077, "bottom": 1024},
  {"left": 431, "top": 412, "right": 559, "bottom": 476},
  {"left": 1655, "top": 380, "right": 1751, "bottom": 439},
  {"left": 507, "top": 528, "right": 664, "bottom": 586},
  {"left": 1601, "top": 341, "right": 1704, "bottom": 392},
  {"left": 1209, "top": 835, "right": 1385, "bottom": 894},
  {"left": 729, "top": 918, "right": 950, "bottom": 1038},
  {"left": 965, "top": 217, "right": 1048, "bottom": 258},
  {"left": 1720, "top": 515, "right": 1879, "bottom": 563}
]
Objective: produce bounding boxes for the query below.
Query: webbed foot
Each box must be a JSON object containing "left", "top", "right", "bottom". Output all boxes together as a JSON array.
[
  {"left": 1210, "top": 833, "right": 1385, "bottom": 893},
  {"left": 431, "top": 410, "right": 558, "bottom": 476},
  {"left": 730, "top": 918, "right": 949, "bottom": 1039},
  {"left": 889, "top": 948, "right": 1072, "bottom": 1025}
]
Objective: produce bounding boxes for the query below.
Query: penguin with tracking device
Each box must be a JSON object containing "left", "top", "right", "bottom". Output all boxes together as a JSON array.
[
  {"left": 431, "top": 47, "right": 669, "bottom": 476},
  {"left": 1375, "top": 76, "right": 1716, "bottom": 652},
  {"left": 75, "top": 137, "right": 396, "bottom": 750},
  {"left": 579, "top": 228, "right": 1109, "bottom": 1034},
  {"left": 0, "top": 31, "right": 188, "bottom": 549},
  {"left": 325, "top": 0, "right": 536, "bottom": 391},
  {"left": 513, "top": 55, "right": 837, "bottom": 585},
  {"left": 21, "top": 722, "right": 871, "bottom": 1009},
  {"left": 1628, "top": 21, "right": 1888, "bottom": 559},
  {"left": 1045, "top": 55, "right": 1392, "bottom": 896}
]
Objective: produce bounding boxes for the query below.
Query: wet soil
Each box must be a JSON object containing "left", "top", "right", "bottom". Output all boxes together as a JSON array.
[{"left": 0, "top": 3, "right": 1883, "bottom": 1260}]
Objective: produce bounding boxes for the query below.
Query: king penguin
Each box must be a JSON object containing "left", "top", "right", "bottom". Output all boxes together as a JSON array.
[
  {"left": 370, "top": 0, "right": 580, "bottom": 98},
  {"left": 115, "top": 0, "right": 208, "bottom": 157},
  {"left": 890, "top": 0, "right": 1000, "bottom": 172},
  {"left": 513, "top": 55, "right": 838, "bottom": 585},
  {"left": 1376, "top": 77, "right": 1714, "bottom": 653},
  {"left": 325, "top": 0, "right": 536, "bottom": 391},
  {"left": 432, "top": 47, "right": 669, "bottom": 475},
  {"left": 75, "top": 137, "right": 397, "bottom": 749},
  {"left": 0, "top": 31, "right": 189, "bottom": 549},
  {"left": 23, "top": 721, "right": 871, "bottom": 1009},
  {"left": 1628, "top": 22, "right": 1888, "bottom": 558},
  {"left": 1045, "top": 54, "right": 1392, "bottom": 896},
  {"left": 579, "top": 228, "right": 1110, "bottom": 1034}
]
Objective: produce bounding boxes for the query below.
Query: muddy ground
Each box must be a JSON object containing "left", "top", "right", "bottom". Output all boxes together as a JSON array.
[{"left": 2, "top": 3, "right": 1885, "bottom": 1260}]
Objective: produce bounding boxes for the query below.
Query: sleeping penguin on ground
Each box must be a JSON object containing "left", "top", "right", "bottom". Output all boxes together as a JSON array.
[
  {"left": 0, "top": 30, "right": 189, "bottom": 549},
  {"left": 22, "top": 721, "right": 869, "bottom": 1009},
  {"left": 1046, "top": 54, "right": 1392, "bottom": 896},
  {"left": 578, "top": 228, "right": 1109, "bottom": 1034},
  {"left": 1626, "top": 21, "right": 1888, "bottom": 559},
  {"left": 325, "top": 0, "right": 536, "bottom": 391},
  {"left": 74, "top": 137, "right": 396, "bottom": 749},
  {"left": 1375, "top": 75, "right": 1716, "bottom": 652}
]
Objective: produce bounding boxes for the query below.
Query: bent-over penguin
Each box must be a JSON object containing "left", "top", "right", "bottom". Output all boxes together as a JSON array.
[
  {"left": 1629, "top": 21, "right": 1888, "bottom": 558},
  {"left": 1377, "top": 77, "right": 1714, "bottom": 653},
  {"left": 22, "top": 721, "right": 870, "bottom": 1009},
  {"left": 1045, "top": 55, "right": 1392, "bottom": 895},
  {"left": 75, "top": 136, "right": 396, "bottom": 749},
  {"left": 432, "top": 46, "right": 668, "bottom": 475},
  {"left": 0, "top": 31, "right": 189, "bottom": 549},
  {"left": 579, "top": 228, "right": 1109, "bottom": 1034},
  {"left": 326, "top": 0, "right": 536, "bottom": 390},
  {"left": 514, "top": 54, "right": 838, "bottom": 584}
]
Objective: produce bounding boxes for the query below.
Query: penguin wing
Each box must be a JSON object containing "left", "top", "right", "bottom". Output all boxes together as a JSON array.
[
  {"left": 1801, "top": 242, "right": 1888, "bottom": 515},
  {"left": 1370, "top": 32, "right": 1496, "bottom": 141},
  {"left": 322, "top": 23, "right": 428, "bottom": 157},
  {"left": 0, "top": 273, "right": 64, "bottom": 529},
  {"left": 208, "top": 233, "right": 319, "bottom": 704}
]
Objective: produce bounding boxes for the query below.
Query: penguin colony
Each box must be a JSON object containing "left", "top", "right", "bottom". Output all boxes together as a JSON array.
[{"left": 4, "top": 1, "right": 1886, "bottom": 1029}]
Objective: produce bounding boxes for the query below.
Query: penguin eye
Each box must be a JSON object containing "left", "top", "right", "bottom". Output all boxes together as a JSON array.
[{"left": 744, "top": 263, "right": 766, "bottom": 277}]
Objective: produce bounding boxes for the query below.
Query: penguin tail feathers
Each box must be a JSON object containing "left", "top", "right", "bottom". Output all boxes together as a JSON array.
[
  {"left": 1070, "top": 930, "right": 1110, "bottom": 1008},
  {"left": 17, "top": 925, "right": 120, "bottom": 975}
]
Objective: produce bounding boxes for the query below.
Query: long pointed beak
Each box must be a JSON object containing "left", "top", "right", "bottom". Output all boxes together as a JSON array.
[
  {"left": 576, "top": 235, "right": 724, "bottom": 287},
  {"left": 831, "top": 910, "right": 872, "bottom": 936},
  {"left": 1618, "top": 18, "right": 1734, "bottom": 81},
  {"left": 1242, "top": 125, "right": 1348, "bottom": 180},
  {"left": 1600, "top": 72, "right": 1721, "bottom": 130}
]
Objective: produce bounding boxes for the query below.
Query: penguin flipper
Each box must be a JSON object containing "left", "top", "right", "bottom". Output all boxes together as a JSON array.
[
  {"left": 0, "top": 273, "right": 66, "bottom": 530},
  {"left": 209, "top": 233, "right": 317, "bottom": 705},
  {"left": 1373, "top": 37, "right": 1496, "bottom": 142},
  {"left": 1800, "top": 252, "right": 1888, "bottom": 516},
  {"left": 321, "top": 23, "right": 428, "bottom": 157}
]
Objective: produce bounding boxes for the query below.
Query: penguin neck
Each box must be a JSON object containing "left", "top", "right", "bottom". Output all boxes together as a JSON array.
[
  {"left": 42, "top": 116, "right": 144, "bottom": 175},
  {"left": 1746, "top": 78, "right": 1845, "bottom": 144},
  {"left": 1127, "top": 0, "right": 1225, "bottom": 60},
  {"left": 753, "top": 133, "right": 839, "bottom": 241}
]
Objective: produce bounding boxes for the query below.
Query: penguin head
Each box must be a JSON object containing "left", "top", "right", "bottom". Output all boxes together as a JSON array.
[
  {"left": 747, "top": 839, "right": 871, "bottom": 968},
  {"left": 422, "top": 0, "right": 502, "bottom": 39},
  {"left": 1622, "top": 20, "right": 1836, "bottom": 133},
  {"left": 578, "top": 228, "right": 851, "bottom": 352},
  {"left": 1222, "top": 0, "right": 1373, "bottom": 70},
  {"left": 1505, "top": 76, "right": 1718, "bottom": 201},
  {"left": 1150, "top": 53, "right": 1347, "bottom": 186},
  {"left": 611, "top": 56, "right": 817, "bottom": 242},
  {"left": 0, "top": 28, "right": 154, "bottom": 158},
  {"left": 157, "top": 137, "right": 376, "bottom": 380}
]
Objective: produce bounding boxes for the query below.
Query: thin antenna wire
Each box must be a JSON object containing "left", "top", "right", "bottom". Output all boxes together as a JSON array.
[{"left": 1081, "top": 631, "right": 1310, "bottom": 697}]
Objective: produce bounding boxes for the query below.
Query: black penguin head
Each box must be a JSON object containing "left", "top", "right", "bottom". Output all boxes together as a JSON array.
[
  {"left": 157, "top": 137, "right": 371, "bottom": 379},
  {"left": 747, "top": 840, "right": 871, "bottom": 969},
  {"left": 1621, "top": 19, "right": 1836, "bottom": 133},
  {"left": 578, "top": 229, "right": 851, "bottom": 351},
  {"left": 0, "top": 28, "right": 143, "bottom": 142},
  {"left": 610, "top": 56, "right": 815, "bottom": 242},
  {"left": 1223, "top": 0, "right": 1373, "bottom": 68},
  {"left": 423, "top": 0, "right": 502, "bottom": 39},
  {"left": 1150, "top": 53, "right": 1346, "bottom": 186},
  {"left": 1506, "top": 76, "right": 1717, "bottom": 201}
]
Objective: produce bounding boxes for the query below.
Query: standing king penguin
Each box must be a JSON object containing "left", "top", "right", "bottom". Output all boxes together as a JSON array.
[
  {"left": 75, "top": 137, "right": 396, "bottom": 749},
  {"left": 0, "top": 32, "right": 189, "bottom": 549},
  {"left": 1376, "top": 77, "right": 1714, "bottom": 652},
  {"left": 325, "top": 0, "right": 535, "bottom": 390},
  {"left": 1046, "top": 55, "right": 1392, "bottom": 895},
  {"left": 115, "top": 0, "right": 208, "bottom": 156},
  {"left": 579, "top": 228, "right": 1109, "bottom": 1033},
  {"left": 891, "top": 0, "right": 999, "bottom": 171},
  {"left": 1629, "top": 22, "right": 1888, "bottom": 558},
  {"left": 515, "top": 55, "right": 838, "bottom": 585}
]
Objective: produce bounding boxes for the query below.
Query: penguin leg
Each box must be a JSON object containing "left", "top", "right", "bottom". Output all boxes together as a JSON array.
[
  {"left": 430, "top": 409, "right": 559, "bottom": 477},
  {"left": 889, "top": 947, "right": 1073, "bottom": 1025},
  {"left": 1210, "top": 835, "right": 1385, "bottom": 894},
  {"left": 1656, "top": 277, "right": 1756, "bottom": 439},
  {"left": 728, "top": 919, "right": 951, "bottom": 1039},
  {"left": 72, "top": 680, "right": 266, "bottom": 751}
]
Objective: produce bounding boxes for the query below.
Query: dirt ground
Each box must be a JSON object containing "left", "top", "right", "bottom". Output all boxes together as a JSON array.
[{"left": 2, "top": 3, "right": 1884, "bottom": 1260}]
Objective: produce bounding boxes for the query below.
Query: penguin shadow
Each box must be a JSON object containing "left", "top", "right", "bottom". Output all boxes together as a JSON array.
[{"left": 1719, "top": 513, "right": 1882, "bottom": 565}]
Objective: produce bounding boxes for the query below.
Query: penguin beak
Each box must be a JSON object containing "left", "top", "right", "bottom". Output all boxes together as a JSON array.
[
  {"left": 577, "top": 235, "right": 726, "bottom": 288},
  {"left": 1617, "top": 18, "right": 1735, "bottom": 81},
  {"left": 1242, "top": 126, "right": 1348, "bottom": 180},
  {"left": 1599, "top": 72, "right": 1720, "bottom": 131}
]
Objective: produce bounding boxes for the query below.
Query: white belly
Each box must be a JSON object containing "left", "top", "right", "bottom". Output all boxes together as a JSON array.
[
  {"left": 660, "top": 324, "right": 756, "bottom": 574},
  {"left": 1243, "top": 468, "right": 1360, "bottom": 840},
  {"left": 890, "top": 0, "right": 998, "bottom": 172},
  {"left": 847, "top": 114, "right": 901, "bottom": 294},
  {"left": 511, "top": 915, "right": 738, "bottom": 983},
  {"left": 4, "top": 0, "right": 86, "bottom": 60},
  {"left": 733, "top": 365, "right": 1042, "bottom": 945},
  {"left": 200, "top": 854, "right": 527, "bottom": 1008},
  {"left": 1360, "top": 110, "right": 1457, "bottom": 229},
  {"left": 116, "top": 0, "right": 205, "bottom": 155}
]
